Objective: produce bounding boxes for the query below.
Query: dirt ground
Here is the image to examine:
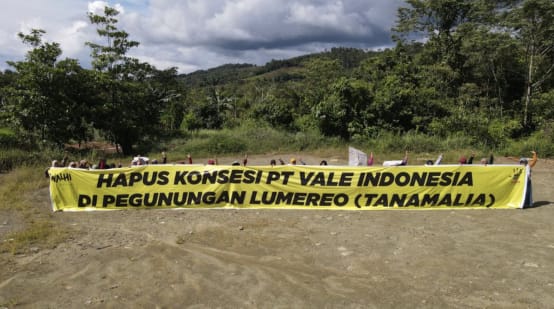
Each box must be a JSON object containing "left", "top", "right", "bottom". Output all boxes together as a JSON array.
[{"left": 1, "top": 155, "right": 554, "bottom": 308}]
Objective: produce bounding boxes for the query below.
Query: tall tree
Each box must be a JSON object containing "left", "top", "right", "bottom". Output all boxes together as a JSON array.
[
  {"left": 458, "top": 26, "right": 523, "bottom": 119},
  {"left": 86, "top": 6, "right": 161, "bottom": 154},
  {"left": 504, "top": 0, "right": 554, "bottom": 127},
  {"left": 393, "top": 0, "right": 476, "bottom": 70},
  {"left": 86, "top": 6, "right": 139, "bottom": 73},
  {"left": 155, "top": 67, "right": 186, "bottom": 132}
]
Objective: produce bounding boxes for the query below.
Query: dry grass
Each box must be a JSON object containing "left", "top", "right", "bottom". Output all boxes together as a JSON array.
[{"left": 0, "top": 165, "right": 72, "bottom": 255}]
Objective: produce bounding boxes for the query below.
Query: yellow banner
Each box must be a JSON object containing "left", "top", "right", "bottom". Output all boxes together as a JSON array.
[{"left": 48, "top": 165, "right": 528, "bottom": 211}]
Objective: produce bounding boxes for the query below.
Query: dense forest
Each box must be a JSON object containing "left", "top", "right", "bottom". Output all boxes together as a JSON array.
[{"left": 1, "top": 0, "right": 553, "bottom": 157}]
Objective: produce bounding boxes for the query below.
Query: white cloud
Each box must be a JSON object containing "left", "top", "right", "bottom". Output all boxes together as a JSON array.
[
  {"left": 55, "top": 20, "right": 90, "bottom": 58},
  {"left": 88, "top": 1, "right": 125, "bottom": 14},
  {"left": 0, "top": 0, "right": 405, "bottom": 73}
]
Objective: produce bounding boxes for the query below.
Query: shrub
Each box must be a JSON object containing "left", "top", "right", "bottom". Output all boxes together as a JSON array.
[
  {"left": 176, "top": 121, "right": 336, "bottom": 157},
  {"left": 0, "top": 149, "right": 32, "bottom": 172},
  {"left": 502, "top": 129, "right": 554, "bottom": 157},
  {"left": 0, "top": 147, "right": 65, "bottom": 173},
  {"left": 0, "top": 127, "right": 17, "bottom": 148}
]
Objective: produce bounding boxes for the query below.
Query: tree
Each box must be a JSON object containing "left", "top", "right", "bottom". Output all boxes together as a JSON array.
[
  {"left": 86, "top": 6, "right": 163, "bottom": 154},
  {"left": 250, "top": 86, "right": 296, "bottom": 130},
  {"left": 393, "top": 0, "right": 476, "bottom": 70},
  {"left": 155, "top": 67, "right": 186, "bottom": 132},
  {"left": 86, "top": 6, "right": 139, "bottom": 73},
  {"left": 458, "top": 26, "right": 524, "bottom": 119},
  {"left": 504, "top": 0, "right": 554, "bottom": 127},
  {"left": 313, "top": 77, "right": 373, "bottom": 139},
  {"left": 301, "top": 58, "right": 343, "bottom": 110},
  {"left": 2, "top": 29, "right": 95, "bottom": 147}
]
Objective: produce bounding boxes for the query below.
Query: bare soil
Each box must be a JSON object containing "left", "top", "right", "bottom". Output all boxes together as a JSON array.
[{"left": 1, "top": 156, "right": 554, "bottom": 308}]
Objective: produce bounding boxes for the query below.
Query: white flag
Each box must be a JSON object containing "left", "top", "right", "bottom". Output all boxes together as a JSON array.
[{"left": 348, "top": 146, "right": 367, "bottom": 166}]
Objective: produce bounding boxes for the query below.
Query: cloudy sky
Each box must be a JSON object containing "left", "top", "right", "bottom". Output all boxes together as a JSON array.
[{"left": 0, "top": 0, "right": 405, "bottom": 74}]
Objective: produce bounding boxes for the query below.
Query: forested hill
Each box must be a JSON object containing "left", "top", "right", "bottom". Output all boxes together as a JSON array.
[
  {"left": 179, "top": 63, "right": 259, "bottom": 88},
  {"left": 178, "top": 48, "right": 375, "bottom": 87}
]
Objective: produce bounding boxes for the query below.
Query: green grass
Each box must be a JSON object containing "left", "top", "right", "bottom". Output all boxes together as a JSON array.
[
  {"left": 501, "top": 130, "right": 554, "bottom": 158},
  {"left": 141, "top": 124, "right": 552, "bottom": 164},
  {"left": 4, "top": 121, "right": 551, "bottom": 172},
  {"left": 0, "top": 147, "right": 63, "bottom": 173},
  {"left": 164, "top": 122, "right": 342, "bottom": 161},
  {"left": 2, "top": 124, "right": 552, "bottom": 171}
]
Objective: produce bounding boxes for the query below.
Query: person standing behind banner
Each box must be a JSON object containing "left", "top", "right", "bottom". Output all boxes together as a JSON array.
[
  {"left": 508, "top": 151, "right": 538, "bottom": 208},
  {"left": 434, "top": 154, "right": 443, "bottom": 165},
  {"left": 79, "top": 159, "right": 90, "bottom": 169},
  {"left": 98, "top": 158, "right": 107, "bottom": 169},
  {"left": 479, "top": 153, "right": 494, "bottom": 165},
  {"left": 458, "top": 155, "right": 467, "bottom": 164},
  {"left": 458, "top": 153, "right": 475, "bottom": 165},
  {"left": 61, "top": 151, "right": 69, "bottom": 167},
  {"left": 400, "top": 151, "right": 408, "bottom": 165},
  {"left": 522, "top": 151, "right": 538, "bottom": 208},
  {"left": 467, "top": 153, "right": 475, "bottom": 164},
  {"left": 45, "top": 160, "right": 60, "bottom": 178},
  {"left": 383, "top": 151, "right": 408, "bottom": 166},
  {"left": 367, "top": 152, "right": 374, "bottom": 166}
]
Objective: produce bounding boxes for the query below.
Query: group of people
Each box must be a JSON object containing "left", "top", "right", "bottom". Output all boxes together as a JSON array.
[
  {"left": 47, "top": 149, "right": 539, "bottom": 208},
  {"left": 363, "top": 150, "right": 538, "bottom": 208},
  {"left": 48, "top": 150, "right": 538, "bottom": 169},
  {"left": 46, "top": 156, "right": 119, "bottom": 178},
  {"left": 368, "top": 151, "right": 496, "bottom": 167},
  {"left": 456, "top": 153, "right": 495, "bottom": 165},
  {"left": 204, "top": 155, "right": 326, "bottom": 166},
  {"left": 269, "top": 158, "right": 308, "bottom": 166}
]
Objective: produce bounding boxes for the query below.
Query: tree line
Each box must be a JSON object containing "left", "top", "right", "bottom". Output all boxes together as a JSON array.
[{"left": 1, "top": 1, "right": 553, "bottom": 156}]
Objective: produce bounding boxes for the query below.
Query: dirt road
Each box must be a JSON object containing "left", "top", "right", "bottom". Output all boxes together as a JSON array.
[{"left": 1, "top": 156, "right": 553, "bottom": 308}]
